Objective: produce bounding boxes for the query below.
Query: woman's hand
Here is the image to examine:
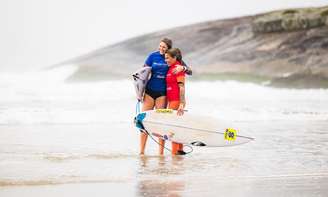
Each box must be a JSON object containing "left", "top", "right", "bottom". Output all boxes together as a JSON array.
[
  {"left": 173, "top": 65, "right": 185, "bottom": 74},
  {"left": 177, "top": 103, "right": 185, "bottom": 116}
]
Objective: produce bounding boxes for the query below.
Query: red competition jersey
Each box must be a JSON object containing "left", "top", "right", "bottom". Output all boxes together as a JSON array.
[{"left": 166, "top": 61, "right": 185, "bottom": 101}]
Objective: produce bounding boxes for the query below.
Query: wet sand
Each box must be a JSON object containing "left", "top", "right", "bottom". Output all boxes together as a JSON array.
[{"left": 0, "top": 120, "right": 328, "bottom": 197}]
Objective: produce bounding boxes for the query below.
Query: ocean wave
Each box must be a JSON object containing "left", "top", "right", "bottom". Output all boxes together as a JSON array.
[{"left": 0, "top": 74, "right": 328, "bottom": 125}]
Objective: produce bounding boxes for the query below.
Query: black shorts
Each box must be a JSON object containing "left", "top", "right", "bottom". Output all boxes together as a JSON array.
[{"left": 145, "top": 88, "right": 166, "bottom": 100}]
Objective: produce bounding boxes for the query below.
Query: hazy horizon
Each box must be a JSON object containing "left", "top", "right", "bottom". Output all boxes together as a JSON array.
[{"left": 1, "top": 0, "right": 327, "bottom": 72}]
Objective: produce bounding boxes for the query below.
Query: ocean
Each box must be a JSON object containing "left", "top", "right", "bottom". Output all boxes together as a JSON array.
[{"left": 0, "top": 66, "right": 327, "bottom": 196}]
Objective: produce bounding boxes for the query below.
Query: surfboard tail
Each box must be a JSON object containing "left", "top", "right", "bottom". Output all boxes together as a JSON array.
[{"left": 134, "top": 112, "right": 146, "bottom": 130}]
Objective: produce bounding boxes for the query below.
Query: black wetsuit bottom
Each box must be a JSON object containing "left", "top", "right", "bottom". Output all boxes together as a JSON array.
[{"left": 145, "top": 88, "right": 166, "bottom": 100}]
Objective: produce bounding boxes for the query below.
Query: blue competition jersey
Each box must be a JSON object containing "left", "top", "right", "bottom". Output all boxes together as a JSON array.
[{"left": 145, "top": 51, "right": 168, "bottom": 92}]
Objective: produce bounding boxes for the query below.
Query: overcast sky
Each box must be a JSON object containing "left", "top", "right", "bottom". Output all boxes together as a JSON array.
[{"left": 0, "top": 0, "right": 327, "bottom": 72}]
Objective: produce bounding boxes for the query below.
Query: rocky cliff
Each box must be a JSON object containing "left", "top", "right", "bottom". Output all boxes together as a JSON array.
[{"left": 61, "top": 5, "right": 328, "bottom": 88}]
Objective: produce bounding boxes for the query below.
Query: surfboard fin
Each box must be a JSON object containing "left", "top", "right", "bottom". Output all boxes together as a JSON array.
[
  {"left": 176, "top": 150, "right": 187, "bottom": 155},
  {"left": 191, "top": 141, "right": 206, "bottom": 146}
]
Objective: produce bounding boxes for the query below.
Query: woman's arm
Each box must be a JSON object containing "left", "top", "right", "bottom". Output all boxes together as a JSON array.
[
  {"left": 181, "top": 60, "right": 192, "bottom": 75},
  {"left": 177, "top": 76, "right": 186, "bottom": 116},
  {"left": 173, "top": 60, "right": 192, "bottom": 75}
]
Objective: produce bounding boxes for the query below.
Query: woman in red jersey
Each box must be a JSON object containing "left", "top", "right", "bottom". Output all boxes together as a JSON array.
[{"left": 162, "top": 48, "right": 186, "bottom": 155}]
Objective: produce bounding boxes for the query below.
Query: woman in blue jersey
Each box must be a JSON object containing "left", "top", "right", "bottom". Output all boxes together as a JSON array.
[{"left": 140, "top": 38, "right": 192, "bottom": 155}]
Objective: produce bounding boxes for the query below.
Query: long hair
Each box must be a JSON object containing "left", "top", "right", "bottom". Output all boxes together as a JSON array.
[
  {"left": 160, "top": 38, "right": 172, "bottom": 49},
  {"left": 166, "top": 48, "right": 182, "bottom": 62}
]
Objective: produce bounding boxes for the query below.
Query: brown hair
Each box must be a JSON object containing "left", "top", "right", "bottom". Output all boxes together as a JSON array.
[
  {"left": 160, "top": 38, "right": 172, "bottom": 49},
  {"left": 166, "top": 48, "right": 182, "bottom": 62}
]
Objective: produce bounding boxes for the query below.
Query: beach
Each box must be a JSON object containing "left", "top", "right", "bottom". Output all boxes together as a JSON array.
[{"left": 0, "top": 68, "right": 328, "bottom": 196}]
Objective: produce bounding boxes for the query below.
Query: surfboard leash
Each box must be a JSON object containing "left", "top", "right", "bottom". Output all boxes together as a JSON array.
[
  {"left": 135, "top": 104, "right": 193, "bottom": 155},
  {"left": 142, "top": 128, "right": 193, "bottom": 155},
  {"left": 135, "top": 101, "right": 141, "bottom": 114},
  {"left": 141, "top": 128, "right": 174, "bottom": 153},
  {"left": 135, "top": 102, "right": 171, "bottom": 153}
]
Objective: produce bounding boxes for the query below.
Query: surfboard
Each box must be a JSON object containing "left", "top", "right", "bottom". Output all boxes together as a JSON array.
[
  {"left": 132, "top": 67, "right": 152, "bottom": 101},
  {"left": 135, "top": 109, "right": 254, "bottom": 147}
]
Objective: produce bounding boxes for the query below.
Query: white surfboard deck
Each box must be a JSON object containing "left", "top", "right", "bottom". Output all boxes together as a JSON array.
[
  {"left": 135, "top": 109, "right": 254, "bottom": 147},
  {"left": 132, "top": 67, "right": 152, "bottom": 101}
]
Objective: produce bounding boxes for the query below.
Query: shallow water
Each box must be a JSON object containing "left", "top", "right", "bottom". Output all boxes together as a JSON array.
[{"left": 0, "top": 67, "right": 328, "bottom": 196}]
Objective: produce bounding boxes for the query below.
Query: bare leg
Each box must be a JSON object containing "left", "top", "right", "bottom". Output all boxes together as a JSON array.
[
  {"left": 142, "top": 94, "right": 155, "bottom": 111},
  {"left": 140, "top": 94, "right": 155, "bottom": 155},
  {"left": 140, "top": 132, "right": 148, "bottom": 155},
  {"left": 155, "top": 96, "right": 167, "bottom": 109},
  {"left": 155, "top": 96, "right": 167, "bottom": 155},
  {"left": 168, "top": 101, "right": 184, "bottom": 155},
  {"left": 159, "top": 138, "right": 165, "bottom": 155}
]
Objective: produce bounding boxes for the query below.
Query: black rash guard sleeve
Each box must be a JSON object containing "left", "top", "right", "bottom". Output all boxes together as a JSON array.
[{"left": 181, "top": 60, "right": 192, "bottom": 76}]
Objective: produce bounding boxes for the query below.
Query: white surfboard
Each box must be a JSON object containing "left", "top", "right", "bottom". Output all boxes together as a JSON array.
[
  {"left": 132, "top": 67, "right": 152, "bottom": 101},
  {"left": 135, "top": 109, "right": 254, "bottom": 147}
]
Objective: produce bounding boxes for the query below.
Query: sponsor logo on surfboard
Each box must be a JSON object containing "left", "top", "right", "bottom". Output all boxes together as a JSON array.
[
  {"left": 224, "top": 128, "right": 237, "bottom": 141},
  {"left": 152, "top": 132, "right": 163, "bottom": 138},
  {"left": 151, "top": 132, "right": 175, "bottom": 141},
  {"left": 155, "top": 109, "right": 173, "bottom": 113}
]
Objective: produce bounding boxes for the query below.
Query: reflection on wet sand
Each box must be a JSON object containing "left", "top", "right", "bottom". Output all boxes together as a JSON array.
[
  {"left": 138, "top": 155, "right": 185, "bottom": 175},
  {"left": 137, "top": 180, "right": 184, "bottom": 197},
  {"left": 137, "top": 156, "right": 186, "bottom": 197}
]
